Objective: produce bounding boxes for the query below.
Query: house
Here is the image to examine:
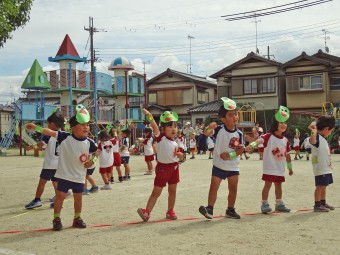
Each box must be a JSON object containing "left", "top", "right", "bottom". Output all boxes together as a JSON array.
[
  {"left": 146, "top": 68, "right": 217, "bottom": 125},
  {"left": 282, "top": 50, "right": 340, "bottom": 113},
  {"left": 0, "top": 104, "right": 14, "bottom": 139}
]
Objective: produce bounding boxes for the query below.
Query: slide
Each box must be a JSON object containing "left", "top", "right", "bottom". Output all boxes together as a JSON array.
[{"left": 21, "top": 125, "right": 38, "bottom": 146}]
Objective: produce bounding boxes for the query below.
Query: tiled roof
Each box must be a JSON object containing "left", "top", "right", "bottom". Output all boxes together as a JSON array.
[{"left": 188, "top": 100, "right": 222, "bottom": 113}]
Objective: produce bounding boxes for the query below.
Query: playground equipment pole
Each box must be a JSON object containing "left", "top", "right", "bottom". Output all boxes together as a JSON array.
[
  {"left": 124, "top": 70, "right": 128, "bottom": 120},
  {"left": 94, "top": 66, "right": 98, "bottom": 142},
  {"left": 255, "top": 102, "right": 267, "bottom": 133},
  {"left": 68, "top": 63, "right": 73, "bottom": 117}
]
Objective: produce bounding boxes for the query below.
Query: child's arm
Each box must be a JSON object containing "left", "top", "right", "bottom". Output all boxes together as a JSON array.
[
  {"left": 220, "top": 145, "right": 245, "bottom": 160},
  {"left": 26, "top": 123, "right": 57, "bottom": 138},
  {"left": 204, "top": 122, "right": 217, "bottom": 136},
  {"left": 26, "top": 141, "right": 45, "bottom": 151},
  {"left": 309, "top": 126, "right": 317, "bottom": 145},
  {"left": 245, "top": 138, "right": 263, "bottom": 152},
  {"left": 142, "top": 108, "right": 159, "bottom": 136}
]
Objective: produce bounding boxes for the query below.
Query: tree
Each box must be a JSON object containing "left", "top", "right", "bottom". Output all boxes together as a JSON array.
[{"left": 0, "top": 0, "right": 33, "bottom": 48}]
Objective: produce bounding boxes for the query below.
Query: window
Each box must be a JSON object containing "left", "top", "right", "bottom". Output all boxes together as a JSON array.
[
  {"left": 197, "top": 91, "right": 208, "bottom": 104},
  {"left": 148, "top": 92, "right": 156, "bottom": 104},
  {"left": 330, "top": 77, "right": 340, "bottom": 90},
  {"left": 244, "top": 78, "right": 276, "bottom": 94},
  {"left": 287, "top": 74, "right": 323, "bottom": 91},
  {"left": 158, "top": 90, "right": 183, "bottom": 106}
]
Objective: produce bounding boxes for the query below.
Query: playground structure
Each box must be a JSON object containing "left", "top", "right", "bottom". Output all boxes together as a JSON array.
[
  {"left": 0, "top": 34, "right": 146, "bottom": 155},
  {"left": 238, "top": 104, "right": 257, "bottom": 142}
]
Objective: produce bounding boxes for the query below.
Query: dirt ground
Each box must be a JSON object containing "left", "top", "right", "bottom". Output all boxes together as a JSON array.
[{"left": 0, "top": 150, "right": 339, "bottom": 255}]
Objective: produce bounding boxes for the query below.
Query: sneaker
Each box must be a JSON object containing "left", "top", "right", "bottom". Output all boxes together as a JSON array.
[
  {"left": 275, "top": 203, "right": 291, "bottom": 212},
  {"left": 66, "top": 190, "right": 73, "bottom": 197},
  {"left": 53, "top": 217, "right": 62, "bottom": 231},
  {"left": 50, "top": 202, "right": 54, "bottom": 208},
  {"left": 294, "top": 157, "right": 298, "bottom": 160},
  {"left": 166, "top": 209, "right": 177, "bottom": 220},
  {"left": 118, "top": 176, "right": 124, "bottom": 182},
  {"left": 323, "top": 204, "right": 335, "bottom": 210},
  {"left": 49, "top": 196, "right": 55, "bottom": 202},
  {"left": 82, "top": 190, "right": 90, "bottom": 195},
  {"left": 137, "top": 208, "right": 150, "bottom": 222},
  {"left": 199, "top": 206, "right": 214, "bottom": 219},
  {"left": 225, "top": 208, "right": 241, "bottom": 219},
  {"left": 127, "top": 175, "right": 131, "bottom": 180},
  {"left": 306, "top": 157, "right": 309, "bottom": 160},
  {"left": 89, "top": 186, "right": 99, "bottom": 193},
  {"left": 72, "top": 217, "right": 86, "bottom": 228},
  {"left": 25, "top": 199, "right": 42, "bottom": 209},
  {"left": 101, "top": 184, "right": 112, "bottom": 190},
  {"left": 144, "top": 171, "right": 153, "bottom": 175},
  {"left": 261, "top": 202, "right": 272, "bottom": 214},
  {"left": 110, "top": 177, "right": 114, "bottom": 184},
  {"left": 123, "top": 176, "right": 127, "bottom": 181},
  {"left": 314, "top": 205, "right": 330, "bottom": 212},
  {"left": 299, "top": 156, "right": 304, "bottom": 159},
  {"left": 245, "top": 156, "right": 250, "bottom": 160}
]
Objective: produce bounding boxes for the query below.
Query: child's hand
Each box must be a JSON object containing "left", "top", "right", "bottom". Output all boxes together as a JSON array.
[
  {"left": 26, "top": 123, "right": 36, "bottom": 131},
  {"left": 235, "top": 144, "right": 245, "bottom": 155},
  {"left": 288, "top": 169, "right": 293, "bottom": 176},
  {"left": 209, "top": 122, "right": 217, "bottom": 129},
  {"left": 176, "top": 152, "right": 184, "bottom": 160},
  {"left": 142, "top": 108, "right": 150, "bottom": 115},
  {"left": 84, "top": 161, "right": 94, "bottom": 169},
  {"left": 245, "top": 146, "right": 252, "bottom": 152}
]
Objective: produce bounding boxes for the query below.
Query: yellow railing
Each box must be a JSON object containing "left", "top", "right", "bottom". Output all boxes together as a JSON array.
[{"left": 239, "top": 104, "right": 256, "bottom": 123}]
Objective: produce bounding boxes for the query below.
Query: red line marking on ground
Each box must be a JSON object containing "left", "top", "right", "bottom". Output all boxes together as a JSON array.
[{"left": 0, "top": 208, "right": 314, "bottom": 235}]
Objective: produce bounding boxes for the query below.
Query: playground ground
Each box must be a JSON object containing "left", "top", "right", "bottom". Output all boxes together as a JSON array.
[{"left": 0, "top": 150, "right": 339, "bottom": 255}]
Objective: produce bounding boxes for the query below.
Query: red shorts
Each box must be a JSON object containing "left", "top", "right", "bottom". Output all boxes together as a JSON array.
[
  {"left": 178, "top": 148, "right": 184, "bottom": 153},
  {"left": 154, "top": 162, "right": 180, "bottom": 187},
  {"left": 145, "top": 154, "right": 154, "bottom": 162},
  {"left": 262, "top": 174, "right": 285, "bottom": 183},
  {"left": 190, "top": 148, "right": 195, "bottom": 153},
  {"left": 113, "top": 152, "right": 121, "bottom": 166},
  {"left": 293, "top": 146, "right": 300, "bottom": 151},
  {"left": 99, "top": 166, "right": 113, "bottom": 174},
  {"left": 258, "top": 147, "right": 264, "bottom": 153}
]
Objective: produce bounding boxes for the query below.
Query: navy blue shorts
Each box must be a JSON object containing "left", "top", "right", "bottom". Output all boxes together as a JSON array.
[
  {"left": 40, "top": 169, "right": 57, "bottom": 182},
  {"left": 306, "top": 148, "right": 311, "bottom": 153},
  {"left": 212, "top": 166, "right": 239, "bottom": 180},
  {"left": 315, "top": 173, "right": 333, "bottom": 186},
  {"left": 121, "top": 156, "right": 130, "bottom": 164},
  {"left": 208, "top": 148, "right": 214, "bottom": 152},
  {"left": 87, "top": 167, "right": 95, "bottom": 175},
  {"left": 57, "top": 178, "right": 84, "bottom": 194}
]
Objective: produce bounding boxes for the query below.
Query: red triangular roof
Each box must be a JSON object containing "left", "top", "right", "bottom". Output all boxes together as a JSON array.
[{"left": 55, "top": 34, "right": 80, "bottom": 57}]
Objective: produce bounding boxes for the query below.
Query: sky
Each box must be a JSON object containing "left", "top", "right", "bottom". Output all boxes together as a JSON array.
[{"left": 0, "top": 0, "right": 340, "bottom": 104}]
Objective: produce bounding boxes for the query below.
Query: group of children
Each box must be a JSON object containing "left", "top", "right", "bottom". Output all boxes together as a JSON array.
[{"left": 24, "top": 98, "right": 336, "bottom": 230}]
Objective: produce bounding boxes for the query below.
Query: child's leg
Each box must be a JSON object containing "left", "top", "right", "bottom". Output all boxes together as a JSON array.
[
  {"left": 101, "top": 173, "right": 109, "bottom": 184},
  {"left": 146, "top": 186, "right": 163, "bottom": 212},
  {"left": 147, "top": 161, "right": 153, "bottom": 171},
  {"left": 227, "top": 175, "right": 239, "bottom": 208},
  {"left": 274, "top": 182, "right": 282, "bottom": 200},
  {"left": 168, "top": 184, "right": 177, "bottom": 210},
  {"left": 207, "top": 176, "right": 222, "bottom": 207},
  {"left": 54, "top": 190, "right": 67, "bottom": 215},
  {"left": 314, "top": 185, "right": 326, "bottom": 202},
  {"left": 35, "top": 178, "right": 48, "bottom": 199},
  {"left": 116, "top": 166, "right": 122, "bottom": 177},
  {"left": 262, "top": 181, "right": 272, "bottom": 201},
  {"left": 124, "top": 163, "right": 130, "bottom": 176},
  {"left": 86, "top": 174, "right": 96, "bottom": 187},
  {"left": 73, "top": 192, "right": 83, "bottom": 215},
  {"left": 52, "top": 181, "right": 58, "bottom": 192}
]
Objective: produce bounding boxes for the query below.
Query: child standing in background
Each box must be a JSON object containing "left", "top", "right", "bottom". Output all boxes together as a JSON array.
[
  {"left": 137, "top": 109, "right": 183, "bottom": 222},
  {"left": 247, "top": 106, "right": 293, "bottom": 214},
  {"left": 26, "top": 105, "right": 98, "bottom": 230},
  {"left": 207, "top": 135, "right": 215, "bottom": 159},
  {"left": 176, "top": 129, "right": 186, "bottom": 162},
  {"left": 120, "top": 128, "right": 131, "bottom": 180},
  {"left": 301, "top": 133, "right": 312, "bottom": 161},
  {"left": 293, "top": 129, "right": 303, "bottom": 160},
  {"left": 309, "top": 115, "right": 335, "bottom": 212},
  {"left": 97, "top": 130, "right": 115, "bottom": 190},
  {"left": 142, "top": 127, "right": 154, "bottom": 175},
  {"left": 109, "top": 128, "right": 123, "bottom": 183},
  {"left": 189, "top": 133, "right": 196, "bottom": 159},
  {"left": 25, "top": 111, "right": 65, "bottom": 209}
]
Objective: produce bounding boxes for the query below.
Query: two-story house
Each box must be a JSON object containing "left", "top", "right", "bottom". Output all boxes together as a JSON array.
[
  {"left": 283, "top": 50, "right": 340, "bottom": 112},
  {"left": 146, "top": 68, "right": 217, "bottom": 125}
]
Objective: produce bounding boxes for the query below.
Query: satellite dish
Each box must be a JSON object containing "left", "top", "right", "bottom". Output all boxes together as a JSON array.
[{"left": 325, "top": 46, "right": 329, "bottom": 53}]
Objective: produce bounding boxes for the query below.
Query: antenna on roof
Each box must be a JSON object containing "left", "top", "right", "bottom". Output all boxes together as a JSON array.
[{"left": 321, "top": 29, "right": 330, "bottom": 53}]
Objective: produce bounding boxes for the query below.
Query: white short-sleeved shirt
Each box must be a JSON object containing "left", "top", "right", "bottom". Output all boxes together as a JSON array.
[
  {"left": 293, "top": 137, "right": 300, "bottom": 147},
  {"left": 154, "top": 133, "right": 179, "bottom": 164},
  {"left": 212, "top": 125, "right": 244, "bottom": 171},
  {"left": 260, "top": 133, "right": 291, "bottom": 177},
  {"left": 207, "top": 136, "right": 215, "bottom": 149},
  {"left": 41, "top": 135, "right": 59, "bottom": 169},
  {"left": 175, "top": 137, "right": 185, "bottom": 149},
  {"left": 311, "top": 134, "right": 332, "bottom": 176},
  {"left": 98, "top": 139, "right": 116, "bottom": 167},
  {"left": 303, "top": 137, "right": 312, "bottom": 149},
  {"left": 143, "top": 137, "right": 154, "bottom": 156},
  {"left": 189, "top": 138, "right": 196, "bottom": 149},
  {"left": 120, "top": 137, "right": 130, "bottom": 157},
  {"left": 55, "top": 131, "right": 97, "bottom": 183}
]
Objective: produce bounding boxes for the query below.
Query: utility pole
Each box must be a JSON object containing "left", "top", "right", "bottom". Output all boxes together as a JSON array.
[
  {"left": 188, "top": 35, "right": 194, "bottom": 74},
  {"left": 84, "top": 17, "right": 106, "bottom": 72}
]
